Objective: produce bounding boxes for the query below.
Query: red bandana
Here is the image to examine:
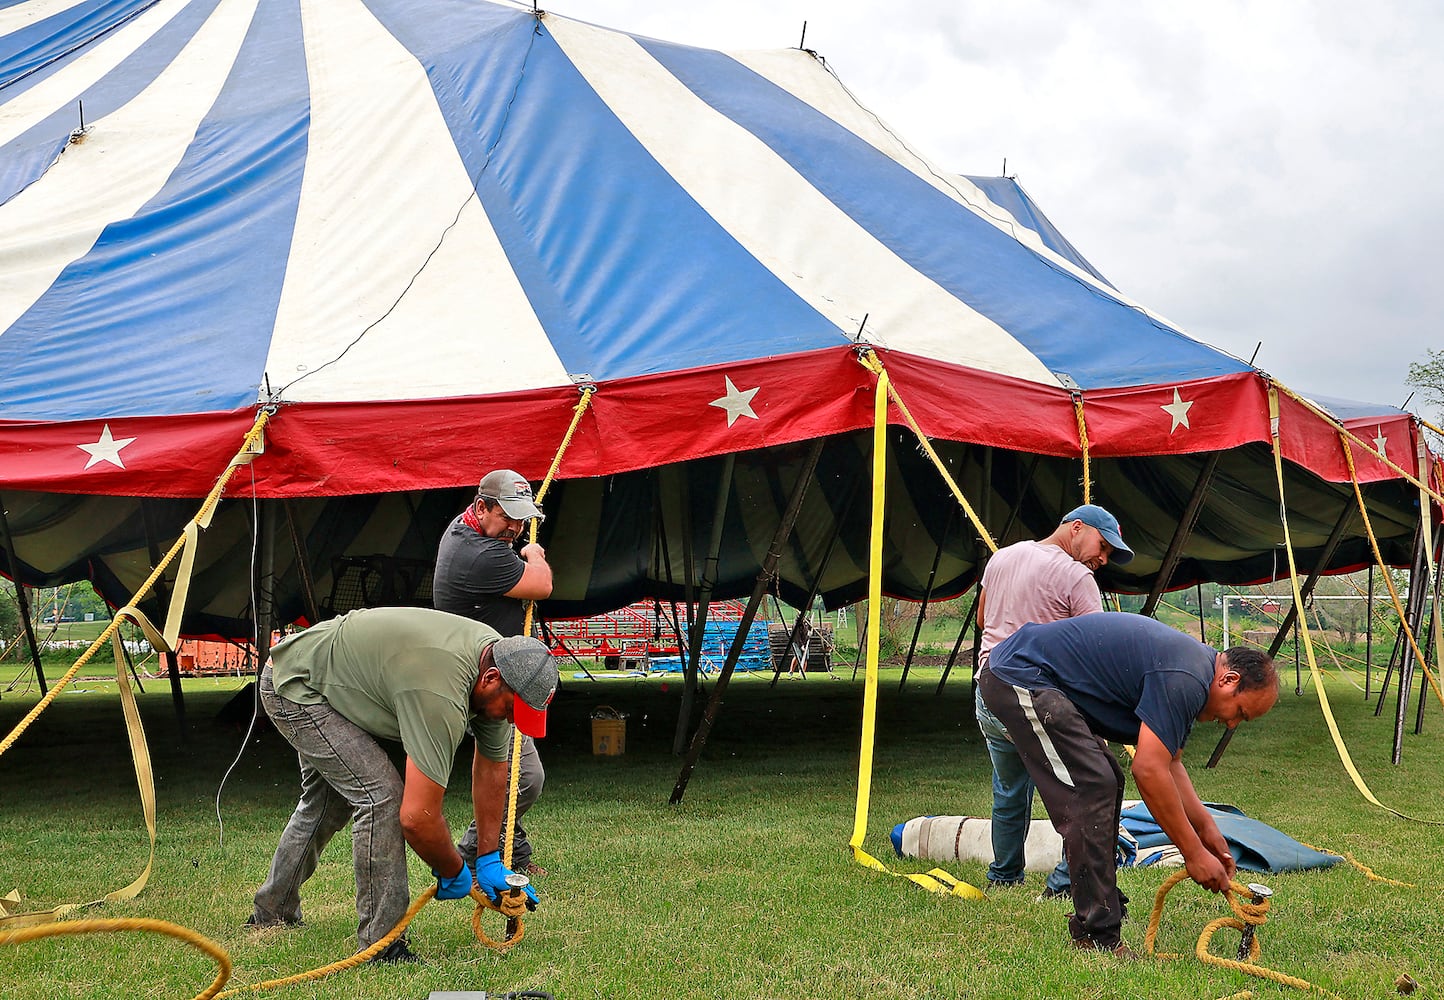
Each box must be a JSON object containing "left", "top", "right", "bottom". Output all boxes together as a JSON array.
[{"left": 461, "top": 502, "right": 484, "bottom": 536}]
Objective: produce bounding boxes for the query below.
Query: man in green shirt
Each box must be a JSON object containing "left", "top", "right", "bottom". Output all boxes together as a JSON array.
[{"left": 248, "top": 606, "right": 558, "bottom": 962}]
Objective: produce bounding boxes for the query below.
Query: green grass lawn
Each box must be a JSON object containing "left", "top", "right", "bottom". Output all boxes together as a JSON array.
[{"left": 1, "top": 660, "right": 1441, "bottom": 1000}]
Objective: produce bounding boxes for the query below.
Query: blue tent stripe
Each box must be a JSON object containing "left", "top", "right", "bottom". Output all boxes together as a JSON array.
[
  {"left": 0, "top": 0, "right": 306, "bottom": 420},
  {"left": 965, "top": 175, "right": 1114, "bottom": 289},
  {"left": 0, "top": 0, "right": 156, "bottom": 92},
  {"left": 641, "top": 38, "right": 1249, "bottom": 389},
  {"left": 371, "top": 0, "right": 844, "bottom": 381},
  {"left": 0, "top": 0, "right": 220, "bottom": 209}
]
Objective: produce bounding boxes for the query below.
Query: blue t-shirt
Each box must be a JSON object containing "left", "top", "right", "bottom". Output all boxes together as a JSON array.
[{"left": 987, "top": 613, "right": 1216, "bottom": 754}]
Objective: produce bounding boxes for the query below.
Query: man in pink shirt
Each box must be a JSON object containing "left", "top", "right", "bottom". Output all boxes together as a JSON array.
[{"left": 974, "top": 504, "right": 1133, "bottom": 890}]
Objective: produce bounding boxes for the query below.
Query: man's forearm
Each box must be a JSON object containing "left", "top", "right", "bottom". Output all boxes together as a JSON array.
[
  {"left": 1131, "top": 750, "right": 1206, "bottom": 860},
  {"left": 471, "top": 748, "right": 507, "bottom": 854}
]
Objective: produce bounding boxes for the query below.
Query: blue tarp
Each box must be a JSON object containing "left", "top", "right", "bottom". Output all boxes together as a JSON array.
[{"left": 1122, "top": 802, "right": 1341, "bottom": 873}]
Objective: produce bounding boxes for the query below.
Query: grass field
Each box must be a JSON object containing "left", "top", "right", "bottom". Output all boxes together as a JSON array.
[{"left": 1, "top": 655, "right": 1441, "bottom": 1000}]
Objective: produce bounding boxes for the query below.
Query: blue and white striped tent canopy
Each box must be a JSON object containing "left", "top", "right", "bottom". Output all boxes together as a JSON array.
[{"left": 0, "top": 0, "right": 1429, "bottom": 632}]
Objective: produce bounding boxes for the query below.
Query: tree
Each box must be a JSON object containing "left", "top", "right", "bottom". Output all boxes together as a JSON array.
[
  {"left": 1406, "top": 348, "right": 1444, "bottom": 414},
  {"left": 0, "top": 581, "right": 19, "bottom": 647}
]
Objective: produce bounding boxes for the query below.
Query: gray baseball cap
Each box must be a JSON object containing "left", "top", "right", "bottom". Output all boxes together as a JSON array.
[
  {"left": 492, "top": 635, "right": 558, "bottom": 737},
  {"left": 477, "top": 469, "right": 544, "bottom": 521}
]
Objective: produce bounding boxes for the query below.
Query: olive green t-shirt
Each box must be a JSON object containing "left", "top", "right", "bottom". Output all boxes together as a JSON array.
[{"left": 270, "top": 606, "right": 511, "bottom": 785}]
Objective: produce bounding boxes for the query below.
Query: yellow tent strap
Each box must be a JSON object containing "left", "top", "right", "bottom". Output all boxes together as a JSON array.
[
  {"left": 0, "top": 411, "right": 267, "bottom": 759},
  {"left": 505, "top": 386, "right": 594, "bottom": 870},
  {"left": 1072, "top": 392, "right": 1091, "bottom": 504},
  {"left": 1340, "top": 440, "right": 1444, "bottom": 713},
  {"left": 0, "top": 409, "right": 271, "bottom": 929},
  {"left": 856, "top": 350, "right": 997, "bottom": 555},
  {"left": 847, "top": 361, "right": 983, "bottom": 901},
  {"left": 1269, "top": 387, "right": 1440, "bottom": 824}
]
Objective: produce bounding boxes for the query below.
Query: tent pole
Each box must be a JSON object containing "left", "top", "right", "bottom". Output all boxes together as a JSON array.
[
  {"left": 1418, "top": 539, "right": 1444, "bottom": 734},
  {"left": 773, "top": 462, "right": 862, "bottom": 688},
  {"left": 851, "top": 609, "right": 866, "bottom": 680},
  {"left": 1390, "top": 526, "right": 1429, "bottom": 762},
  {"left": 140, "top": 500, "right": 185, "bottom": 727},
  {"left": 1207, "top": 498, "right": 1355, "bottom": 769},
  {"left": 675, "top": 457, "right": 731, "bottom": 755},
  {"left": 1142, "top": 453, "right": 1220, "bottom": 618},
  {"left": 1365, "top": 563, "right": 1374, "bottom": 699},
  {"left": 935, "top": 587, "right": 978, "bottom": 695},
  {"left": 282, "top": 499, "right": 319, "bottom": 625},
  {"left": 940, "top": 452, "right": 1032, "bottom": 696},
  {"left": 1372, "top": 523, "right": 1423, "bottom": 717},
  {"left": 900, "top": 505, "right": 953, "bottom": 691},
  {"left": 671, "top": 439, "right": 824, "bottom": 804},
  {"left": 1266, "top": 501, "right": 1356, "bottom": 656},
  {"left": 255, "top": 501, "right": 278, "bottom": 672},
  {"left": 655, "top": 477, "right": 689, "bottom": 678},
  {"left": 1373, "top": 604, "right": 1408, "bottom": 716},
  {"left": 0, "top": 495, "right": 48, "bottom": 695}
]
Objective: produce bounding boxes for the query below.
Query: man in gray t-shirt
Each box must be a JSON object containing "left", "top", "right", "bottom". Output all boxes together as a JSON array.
[
  {"left": 249, "top": 607, "right": 558, "bottom": 961},
  {"left": 974, "top": 504, "right": 1131, "bottom": 890},
  {"left": 434, "top": 468, "right": 553, "bottom": 877}
]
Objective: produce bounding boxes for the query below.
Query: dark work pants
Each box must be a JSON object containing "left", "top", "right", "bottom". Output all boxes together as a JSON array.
[{"left": 978, "top": 667, "right": 1127, "bottom": 947}]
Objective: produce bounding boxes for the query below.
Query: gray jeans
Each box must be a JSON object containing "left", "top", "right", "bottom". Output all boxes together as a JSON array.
[
  {"left": 252, "top": 664, "right": 410, "bottom": 948},
  {"left": 458, "top": 734, "right": 544, "bottom": 870}
]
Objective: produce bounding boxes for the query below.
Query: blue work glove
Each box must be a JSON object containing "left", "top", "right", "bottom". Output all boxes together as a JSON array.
[
  {"left": 475, "top": 850, "right": 541, "bottom": 910},
  {"left": 433, "top": 860, "right": 475, "bottom": 901}
]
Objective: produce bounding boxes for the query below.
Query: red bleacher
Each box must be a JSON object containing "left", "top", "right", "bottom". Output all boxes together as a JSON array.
[{"left": 543, "top": 599, "right": 747, "bottom": 661}]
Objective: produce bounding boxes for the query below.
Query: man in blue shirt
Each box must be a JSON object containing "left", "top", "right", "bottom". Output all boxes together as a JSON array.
[{"left": 979, "top": 613, "right": 1278, "bottom": 957}]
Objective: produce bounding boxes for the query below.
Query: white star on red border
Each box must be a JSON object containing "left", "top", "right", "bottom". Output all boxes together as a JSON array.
[
  {"left": 709, "top": 376, "right": 759, "bottom": 427},
  {"left": 78, "top": 424, "right": 136, "bottom": 469},
  {"left": 1373, "top": 426, "right": 1388, "bottom": 457},
  {"left": 1161, "top": 388, "right": 1193, "bottom": 433}
]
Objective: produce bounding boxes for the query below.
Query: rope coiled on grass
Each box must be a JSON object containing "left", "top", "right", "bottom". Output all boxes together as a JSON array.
[
  {"left": 1144, "top": 869, "right": 1342, "bottom": 1000},
  {"left": 0, "top": 884, "right": 525, "bottom": 1000}
]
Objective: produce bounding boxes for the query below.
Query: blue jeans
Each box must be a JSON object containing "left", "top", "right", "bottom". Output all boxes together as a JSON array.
[
  {"left": 975, "top": 685, "right": 1071, "bottom": 893},
  {"left": 253, "top": 664, "right": 411, "bottom": 948}
]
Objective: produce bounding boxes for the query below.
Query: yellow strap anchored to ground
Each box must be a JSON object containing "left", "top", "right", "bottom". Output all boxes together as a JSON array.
[
  {"left": 1268, "top": 388, "right": 1442, "bottom": 825},
  {"left": 848, "top": 359, "right": 983, "bottom": 901}
]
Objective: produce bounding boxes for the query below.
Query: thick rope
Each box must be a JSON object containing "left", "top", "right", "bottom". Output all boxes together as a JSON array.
[
  {"left": 1144, "top": 869, "right": 1342, "bottom": 999},
  {"left": 1072, "top": 392, "right": 1091, "bottom": 504},
  {"left": 855, "top": 350, "right": 998, "bottom": 555},
  {"left": 506, "top": 386, "right": 594, "bottom": 871},
  {"left": 0, "top": 885, "right": 520, "bottom": 1000}
]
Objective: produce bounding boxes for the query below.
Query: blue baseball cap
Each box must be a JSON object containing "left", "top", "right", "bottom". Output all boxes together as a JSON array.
[{"left": 1060, "top": 504, "right": 1134, "bottom": 565}]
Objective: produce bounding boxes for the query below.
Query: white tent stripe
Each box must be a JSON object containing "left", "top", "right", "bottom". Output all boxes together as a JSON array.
[
  {"left": 0, "top": 0, "right": 96, "bottom": 38},
  {"left": 264, "top": 0, "right": 567, "bottom": 403},
  {"left": 0, "top": 0, "right": 252, "bottom": 337},
  {"left": 730, "top": 47, "right": 1181, "bottom": 324},
  {"left": 550, "top": 16, "right": 1060, "bottom": 385}
]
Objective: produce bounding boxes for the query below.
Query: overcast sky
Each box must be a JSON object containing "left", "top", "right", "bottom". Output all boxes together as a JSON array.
[{"left": 551, "top": 0, "right": 1443, "bottom": 416}]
